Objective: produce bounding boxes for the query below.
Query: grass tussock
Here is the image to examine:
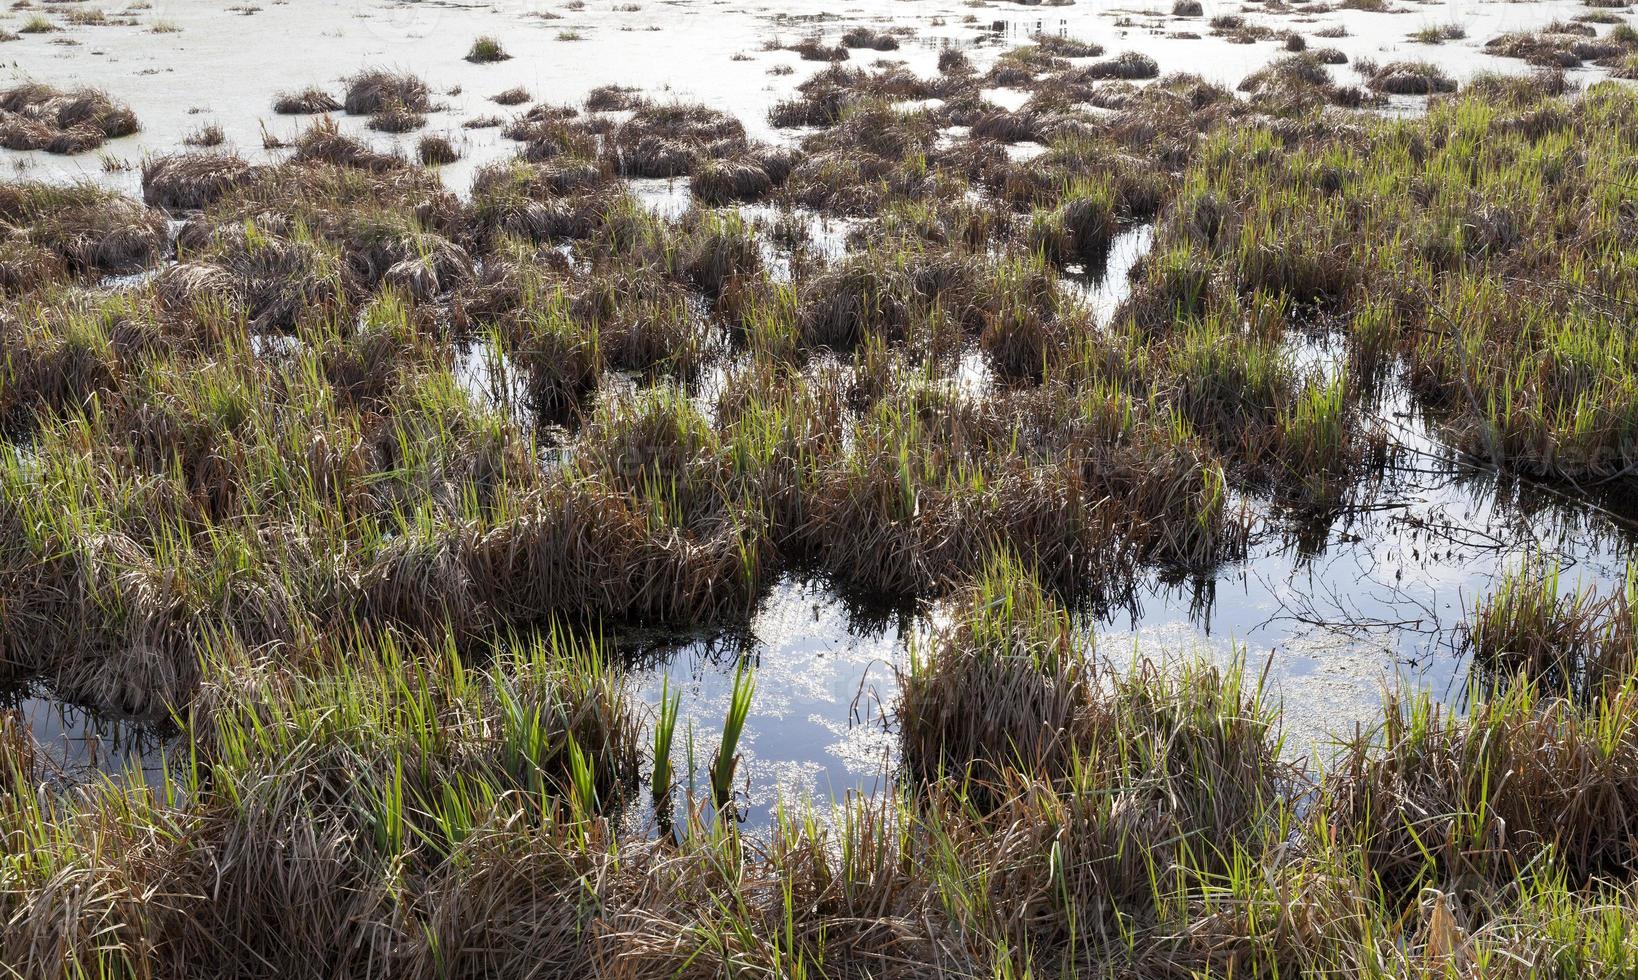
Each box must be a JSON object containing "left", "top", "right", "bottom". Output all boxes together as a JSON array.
[
  {"left": 0, "top": 82, "right": 138, "bottom": 154},
  {"left": 367, "top": 100, "right": 427, "bottom": 134},
  {"left": 0, "top": 182, "right": 165, "bottom": 274},
  {"left": 417, "top": 133, "right": 459, "bottom": 165},
  {"left": 604, "top": 100, "right": 746, "bottom": 179},
  {"left": 343, "top": 68, "right": 432, "bottom": 115},
  {"left": 1459, "top": 558, "right": 1638, "bottom": 701},
  {"left": 465, "top": 34, "right": 509, "bottom": 63},
  {"left": 141, "top": 152, "right": 256, "bottom": 211},
  {"left": 840, "top": 26, "right": 899, "bottom": 51},
  {"left": 272, "top": 86, "right": 340, "bottom": 115},
  {"left": 1365, "top": 60, "right": 1458, "bottom": 95}
]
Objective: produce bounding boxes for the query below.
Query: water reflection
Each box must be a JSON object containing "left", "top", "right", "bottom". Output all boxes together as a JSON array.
[{"left": 3, "top": 689, "right": 171, "bottom": 789}]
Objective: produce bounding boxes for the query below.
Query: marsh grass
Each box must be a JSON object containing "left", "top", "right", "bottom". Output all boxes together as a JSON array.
[
  {"left": 272, "top": 86, "right": 340, "bottom": 114},
  {"left": 0, "top": 82, "right": 138, "bottom": 154},
  {"left": 840, "top": 26, "right": 898, "bottom": 51},
  {"left": 141, "top": 151, "right": 254, "bottom": 210},
  {"left": 710, "top": 659, "right": 755, "bottom": 804},
  {"left": 490, "top": 85, "right": 530, "bottom": 106},
  {"left": 650, "top": 674, "right": 681, "bottom": 802},
  {"left": 368, "top": 99, "right": 427, "bottom": 133},
  {"left": 465, "top": 34, "right": 509, "bottom": 63},
  {"left": 343, "top": 68, "right": 432, "bottom": 115},
  {"left": 5, "top": 574, "right": 1638, "bottom": 976},
  {"left": 1459, "top": 559, "right": 1638, "bottom": 701},
  {"left": 1366, "top": 60, "right": 1458, "bottom": 95},
  {"left": 6, "top": 43, "right": 1638, "bottom": 980},
  {"left": 416, "top": 133, "right": 459, "bottom": 165}
]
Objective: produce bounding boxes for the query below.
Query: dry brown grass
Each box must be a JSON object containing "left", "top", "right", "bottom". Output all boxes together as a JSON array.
[
  {"left": 343, "top": 68, "right": 432, "bottom": 115},
  {"left": 368, "top": 99, "right": 427, "bottom": 134},
  {"left": 1366, "top": 60, "right": 1458, "bottom": 95},
  {"left": 272, "top": 86, "right": 341, "bottom": 114},
  {"left": 0, "top": 82, "right": 138, "bottom": 153},
  {"left": 417, "top": 133, "right": 460, "bottom": 165},
  {"left": 1327, "top": 682, "right": 1638, "bottom": 900},
  {"left": 289, "top": 116, "right": 405, "bottom": 172},
  {"left": 690, "top": 156, "right": 773, "bottom": 204},
  {"left": 0, "top": 183, "right": 166, "bottom": 274},
  {"left": 141, "top": 152, "right": 256, "bottom": 210},
  {"left": 605, "top": 101, "right": 746, "bottom": 179}
]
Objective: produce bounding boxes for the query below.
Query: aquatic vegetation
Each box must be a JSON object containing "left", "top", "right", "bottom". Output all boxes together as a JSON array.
[
  {"left": 17, "top": 561, "right": 1638, "bottom": 977},
  {"left": 690, "top": 156, "right": 774, "bottom": 204},
  {"left": 490, "top": 85, "right": 530, "bottom": 106},
  {"left": 604, "top": 100, "right": 746, "bottom": 178},
  {"left": 789, "top": 36, "right": 848, "bottom": 62},
  {"left": 288, "top": 115, "right": 407, "bottom": 171},
  {"left": 3, "top": 32, "right": 1638, "bottom": 980},
  {"left": 1080, "top": 50, "right": 1160, "bottom": 81},
  {"left": 0, "top": 82, "right": 138, "bottom": 154},
  {"left": 1365, "top": 60, "right": 1458, "bottom": 94},
  {"left": 465, "top": 34, "right": 509, "bottom": 64},
  {"left": 1326, "top": 678, "right": 1638, "bottom": 900},
  {"left": 141, "top": 152, "right": 256, "bottom": 210},
  {"left": 182, "top": 122, "right": 224, "bottom": 148},
  {"left": 840, "top": 26, "right": 898, "bottom": 52},
  {"left": 368, "top": 100, "right": 427, "bottom": 134},
  {"left": 650, "top": 675, "right": 681, "bottom": 802},
  {"left": 343, "top": 68, "right": 432, "bottom": 115},
  {"left": 1459, "top": 559, "right": 1638, "bottom": 701},
  {"left": 1412, "top": 23, "right": 1467, "bottom": 45},
  {"left": 585, "top": 84, "right": 645, "bottom": 111},
  {"left": 0, "top": 181, "right": 165, "bottom": 274},
  {"left": 710, "top": 659, "right": 755, "bottom": 804},
  {"left": 416, "top": 133, "right": 459, "bottom": 165},
  {"left": 272, "top": 86, "right": 341, "bottom": 114}
]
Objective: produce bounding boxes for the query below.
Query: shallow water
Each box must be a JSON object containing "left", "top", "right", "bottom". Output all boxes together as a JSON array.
[
  {"left": 2, "top": 0, "right": 1621, "bottom": 197},
  {"left": 623, "top": 361, "right": 1638, "bottom": 819},
  {"left": 5, "top": 0, "right": 1638, "bottom": 823},
  {"left": 3, "top": 689, "right": 171, "bottom": 789}
]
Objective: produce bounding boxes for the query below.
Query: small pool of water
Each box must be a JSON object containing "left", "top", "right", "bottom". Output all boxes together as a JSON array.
[{"left": 4, "top": 690, "right": 171, "bottom": 790}]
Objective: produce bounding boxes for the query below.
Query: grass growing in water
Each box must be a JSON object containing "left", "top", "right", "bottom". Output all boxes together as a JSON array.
[
  {"left": 3, "top": 40, "right": 1638, "bottom": 979},
  {"left": 711, "top": 658, "right": 755, "bottom": 805},
  {"left": 465, "top": 35, "right": 510, "bottom": 63}
]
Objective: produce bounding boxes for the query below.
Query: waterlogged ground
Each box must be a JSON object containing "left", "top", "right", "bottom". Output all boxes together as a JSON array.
[
  {"left": 6, "top": 0, "right": 1638, "bottom": 822},
  {"left": 623, "top": 288, "right": 1638, "bottom": 824},
  {"left": 3, "top": 0, "right": 1620, "bottom": 194}
]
